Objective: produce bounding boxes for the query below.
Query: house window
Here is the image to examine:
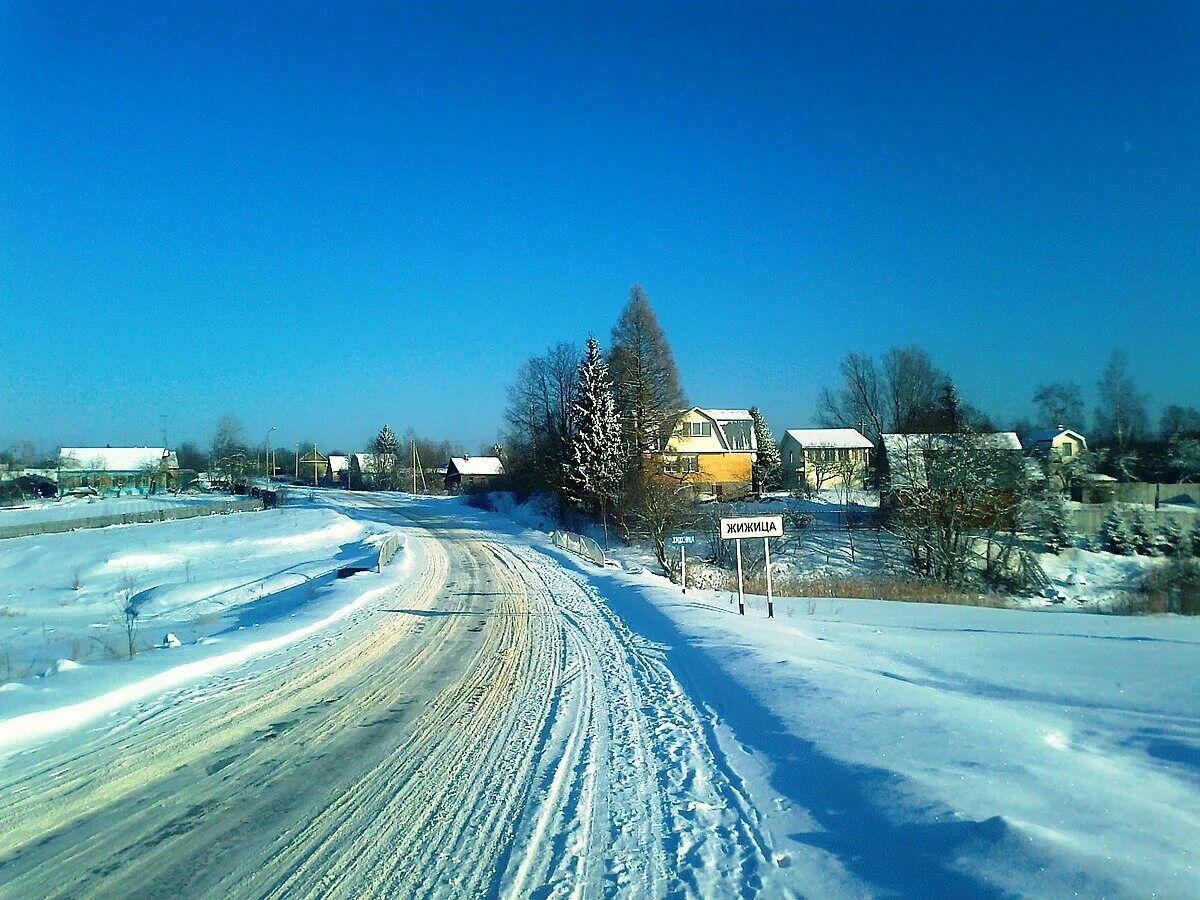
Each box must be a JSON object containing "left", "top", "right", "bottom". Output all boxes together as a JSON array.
[
  {"left": 1061, "top": 443, "right": 1073, "bottom": 457},
  {"left": 689, "top": 422, "right": 711, "bottom": 437},
  {"left": 680, "top": 455, "right": 699, "bottom": 474}
]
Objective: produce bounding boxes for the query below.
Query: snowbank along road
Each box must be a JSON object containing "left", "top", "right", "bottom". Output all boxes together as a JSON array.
[{"left": 0, "top": 495, "right": 807, "bottom": 898}]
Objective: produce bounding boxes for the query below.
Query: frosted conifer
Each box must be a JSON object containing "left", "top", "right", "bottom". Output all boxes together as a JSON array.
[
  {"left": 565, "top": 337, "right": 623, "bottom": 544},
  {"left": 749, "top": 407, "right": 782, "bottom": 492}
]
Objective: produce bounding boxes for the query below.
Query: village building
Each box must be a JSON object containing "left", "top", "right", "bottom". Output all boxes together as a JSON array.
[
  {"left": 778, "top": 428, "right": 874, "bottom": 491},
  {"left": 57, "top": 447, "right": 180, "bottom": 494},
  {"left": 298, "top": 448, "right": 330, "bottom": 484},
  {"left": 444, "top": 456, "right": 505, "bottom": 493},
  {"left": 653, "top": 407, "right": 757, "bottom": 497},
  {"left": 880, "top": 432, "right": 1025, "bottom": 506},
  {"left": 1021, "top": 426, "right": 1089, "bottom": 492}
]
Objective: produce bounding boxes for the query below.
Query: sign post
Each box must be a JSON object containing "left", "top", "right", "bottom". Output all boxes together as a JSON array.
[
  {"left": 720, "top": 515, "right": 784, "bottom": 618},
  {"left": 669, "top": 532, "right": 696, "bottom": 593}
]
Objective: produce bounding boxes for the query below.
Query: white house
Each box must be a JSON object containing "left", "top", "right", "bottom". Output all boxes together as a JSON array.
[
  {"left": 57, "top": 447, "right": 179, "bottom": 494},
  {"left": 778, "top": 429, "right": 874, "bottom": 490}
]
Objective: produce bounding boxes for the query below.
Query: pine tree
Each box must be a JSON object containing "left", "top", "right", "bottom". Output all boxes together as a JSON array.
[
  {"left": 1128, "top": 509, "right": 1156, "bottom": 555},
  {"left": 749, "top": 406, "right": 782, "bottom": 492},
  {"left": 1098, "top": 507, "right": 1132, "bottom": 555},
  {"left": 564, "top": 337, "right": 624, "bottom": 546},
  {"left": 1038, "top": 491, "right": 1073, "bottom": 554},
  {"left": 371, "top": 424, "right": 400, "bottom": 490},
  {"left": 608, "top": 285, "right": 686, "bottom": 460},
  {"left": 1157, "top": 517, "right": 1185, "bottom": 557}
]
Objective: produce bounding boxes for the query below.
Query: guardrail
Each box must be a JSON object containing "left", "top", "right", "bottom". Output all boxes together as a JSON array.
[
  {"left": 551, "top": 530, "right": 606, "bottom": 566},
  {"left": 377, "top": 532, "right": 405, "bottom": 572},
  {"left": 0, "top": 498, "right": 265, "bottom": 541}
]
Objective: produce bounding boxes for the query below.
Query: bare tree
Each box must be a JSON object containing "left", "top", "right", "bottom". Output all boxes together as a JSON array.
[
  {"left": 617, "top": 460, "right": 697, "bottom": 577},
  {"left": 114, "top": 573, "right": 139, "bottom": 659},
  {"left": 1032, "top": 382, "right": 1086, "bottom": 429},
  {"left": 1095, "top": 351, "right": 1148, "bottom": 451},
  {"left": 819, "top": 345, "right": 949, "bottom": 444}
]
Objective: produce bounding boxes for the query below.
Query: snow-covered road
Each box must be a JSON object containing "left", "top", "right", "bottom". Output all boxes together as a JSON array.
[{"left": 0, "top": 496, "right": 806, "bottom": 898}]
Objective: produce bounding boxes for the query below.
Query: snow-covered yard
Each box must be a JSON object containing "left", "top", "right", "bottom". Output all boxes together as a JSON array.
[
  {"left": 469, "top": 496, "right": 1200, "bottom": 896},
  {"left": 0, "top": 492, "right": 242, "bottom": 527},
  {"left": 0, "top": 504, "right": 393, "bottom": 685}
]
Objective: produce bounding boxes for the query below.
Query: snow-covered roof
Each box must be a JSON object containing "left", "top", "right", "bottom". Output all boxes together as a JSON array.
[
  {"left": 882, "top": 432, "right": 1021, "bottom": 454},
  {"left": 697, "top": 408, "right": 753, "bottom": 422},
  {"left": 328, "top": 455, "right": 349, "bottom": 472},
  {"left": 448, "top": 456, "right": 505, "bottom": 476},
  {"left": 59, "top": 448, "right": 175, "bottom": 471},
  {"left": 783, "top": 428, "right": 874, "bottom": 449}
]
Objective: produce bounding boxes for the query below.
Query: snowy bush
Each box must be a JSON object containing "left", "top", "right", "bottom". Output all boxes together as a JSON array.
[
  {"left": 1189, "top": 519, "right": 1200, "bottom": 557},
  {"left": 1156, "top": 518, "right": 1186, "bottom": 557},
  {"left": 1031, "top": 493, "right": 1073, "bottom": 554},
  {"left": 1141, "top": 558, "right": 1200, "bottom": 615},
  {"left": 1097, "top": 508, "right": 1133, "bottom": 555},
  {"left": 1128, "top": 510, "right": 1156, "bottom": 556}
]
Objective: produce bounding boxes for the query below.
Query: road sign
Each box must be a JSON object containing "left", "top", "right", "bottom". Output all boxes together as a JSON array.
[
  {"left": 720, "top": 516, "right": 784, "bottom": 618},
  {"left": 669, "top": 532, "right": 696, "bottom": 546},
  {"left": 719, "top": 516, "right": 784, "bottom": 541}
]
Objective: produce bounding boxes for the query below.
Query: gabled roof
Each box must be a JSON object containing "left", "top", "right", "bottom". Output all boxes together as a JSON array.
[
  {"left": 1021, "top": 428, "right": 1086, "bottom": 449},
  {"left": 783, "top": 428, "right": 874, "bottom": 449},
  {"left": 59, "top": 448, "right": 175, "bottom": 471},
  {"left": 448, "top": 456, "right": 505, "bottom": 476},
  {"left": 697, "top": 408, "right": 753, "bottom": 422}
]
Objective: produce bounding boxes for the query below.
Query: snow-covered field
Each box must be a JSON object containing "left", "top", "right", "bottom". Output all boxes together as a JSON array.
[
  {"left": 0, "top": 492, "right": 241, "bottom": 527},
  {"left": 480, "top": 493, "right": 1200, "bottom": 896},
  {"left": 0, "top": 503, "right": 394, "bottom": 700},
  {"left": 0, "top": 490, "right": 1195, "bottom": 897}
]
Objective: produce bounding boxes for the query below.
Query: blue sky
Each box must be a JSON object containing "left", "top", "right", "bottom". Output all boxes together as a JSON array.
[{"left": 2, "top": 1, "right": 1197, "bottom": 454}]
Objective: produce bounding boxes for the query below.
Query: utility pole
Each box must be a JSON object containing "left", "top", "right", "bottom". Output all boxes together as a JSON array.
[{"left": 265, "top": 426, "right": 276, "bottom": 484}]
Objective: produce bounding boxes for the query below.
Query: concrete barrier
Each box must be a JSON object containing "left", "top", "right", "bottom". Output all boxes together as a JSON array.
[
  {"left": 0, "top": 498, "right": 265, "bottom": 541},
  {"left": 551, "top": 530, "right": 606, "bottom": 566}
]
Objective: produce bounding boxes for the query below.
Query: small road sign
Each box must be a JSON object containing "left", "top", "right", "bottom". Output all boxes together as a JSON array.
[{"left": 669, "top": 532, "right": 696, "bottom": 546}]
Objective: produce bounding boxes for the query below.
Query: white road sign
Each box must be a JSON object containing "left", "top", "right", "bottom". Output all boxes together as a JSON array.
[{"left": 719, "top": 515, "right": 784, "bottom": 541}]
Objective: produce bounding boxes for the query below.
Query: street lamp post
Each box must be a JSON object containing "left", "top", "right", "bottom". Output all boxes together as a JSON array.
[{"left": 264, "top": 426, "right": 276, "bottom": 484}]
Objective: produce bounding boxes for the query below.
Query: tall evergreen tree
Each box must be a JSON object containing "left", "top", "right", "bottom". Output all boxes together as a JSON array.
[
  {"left": 564, "top": 337, "right": 624, "bottom": 545},
  {"left": 371, "top": 424, "right": 400, "bottom": 490},
  {"left": 608, "top": 285, "right": 686, "bottom": 460},
  {"left": 749, "top": 406, "right": 782, "bottom": 492}
]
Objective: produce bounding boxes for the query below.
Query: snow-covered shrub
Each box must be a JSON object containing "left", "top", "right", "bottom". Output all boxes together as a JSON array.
[
  {"left": 1189, "top": 519, "right": 1200, "bottom": 557},
  {"left": 1141, "top": 558, "right": 1200, "bottom": 615},
  {"left": 1097, "top": 507, "right": 1132, "bottom": 555},
  {"left": 1128, "top": 510, "right": 1156, "bottom": 556},
  {"left": 1156, "top": 518, "right": 1186, "bottom": 557},
  {"left": 1032, "top": 493, "right": 1073, "bottom": 553}
]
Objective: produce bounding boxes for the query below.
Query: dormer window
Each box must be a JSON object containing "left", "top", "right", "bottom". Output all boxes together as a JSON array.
[{"left": 689, "top": 421, "right": 712, "bottom": 437}]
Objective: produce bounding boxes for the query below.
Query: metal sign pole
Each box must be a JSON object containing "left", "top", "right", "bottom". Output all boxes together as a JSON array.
[
  {"left": 735, "top": 538, "right": 745, "bottom": 615},
  {"left": 681, "top": 545, "right": 687, "bottom": 594},
  {"left": 765, "top": 537, "right": 774, "bottom": 618}
]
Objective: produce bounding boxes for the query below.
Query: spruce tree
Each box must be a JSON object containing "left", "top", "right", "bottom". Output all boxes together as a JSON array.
[
  {"left": 1098, "top": 507, "right": 1132, "bottom": 555},
  {"left": 749, "top": 406, "right": 782, "bottom": 492},
  {"left": 1038, "top": 492, "right": 1073, "bottom": 554},
  {"left": 1188, "top": 518, "right": 1200, "bottom": 557},
  {"left": 564, "top": 337, "right": 624, "bottom": 546},
  {"left": 1128, "top": 509, "right": 1156, "bottom": 555},
  {"left": 608, "top": 285, "right": 686, "bottom": 460},
  {"left": 372, "top": 424, "right": 400, "bottom": 490},
  {"left": 1157, "top": 517, "right": 1185, "bottom": 556}
]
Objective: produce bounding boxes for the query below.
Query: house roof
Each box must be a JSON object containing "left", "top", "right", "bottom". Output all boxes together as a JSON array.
[
  {"left": 697, "top": 408, "right": 753, "bottom": 422},
  {"left": 59, "top": 447, "right": 175, "bottom": 471},
  {"left": 448, "top": 456, "right": 505, "bottom": 476},
  {"left": 882, "top": 432, "right": 1021, "bottom": 454},
  {"left": 1021, "top": 428, "right": 1086, "bottom": 449},
  {"left": 783, "top": 428, "right": 874, "bottom": 449},
  {"left": 328, "top": 455, "right": 349, "bottom": 472}
]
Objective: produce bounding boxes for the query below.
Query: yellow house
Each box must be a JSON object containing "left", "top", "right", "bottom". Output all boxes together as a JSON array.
[
  {"left": 653, "top": 407, "right": 757, "bottom": 495},
  {"left": 1021, "top": 427, "right": 1088, "bottom": 490}
]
